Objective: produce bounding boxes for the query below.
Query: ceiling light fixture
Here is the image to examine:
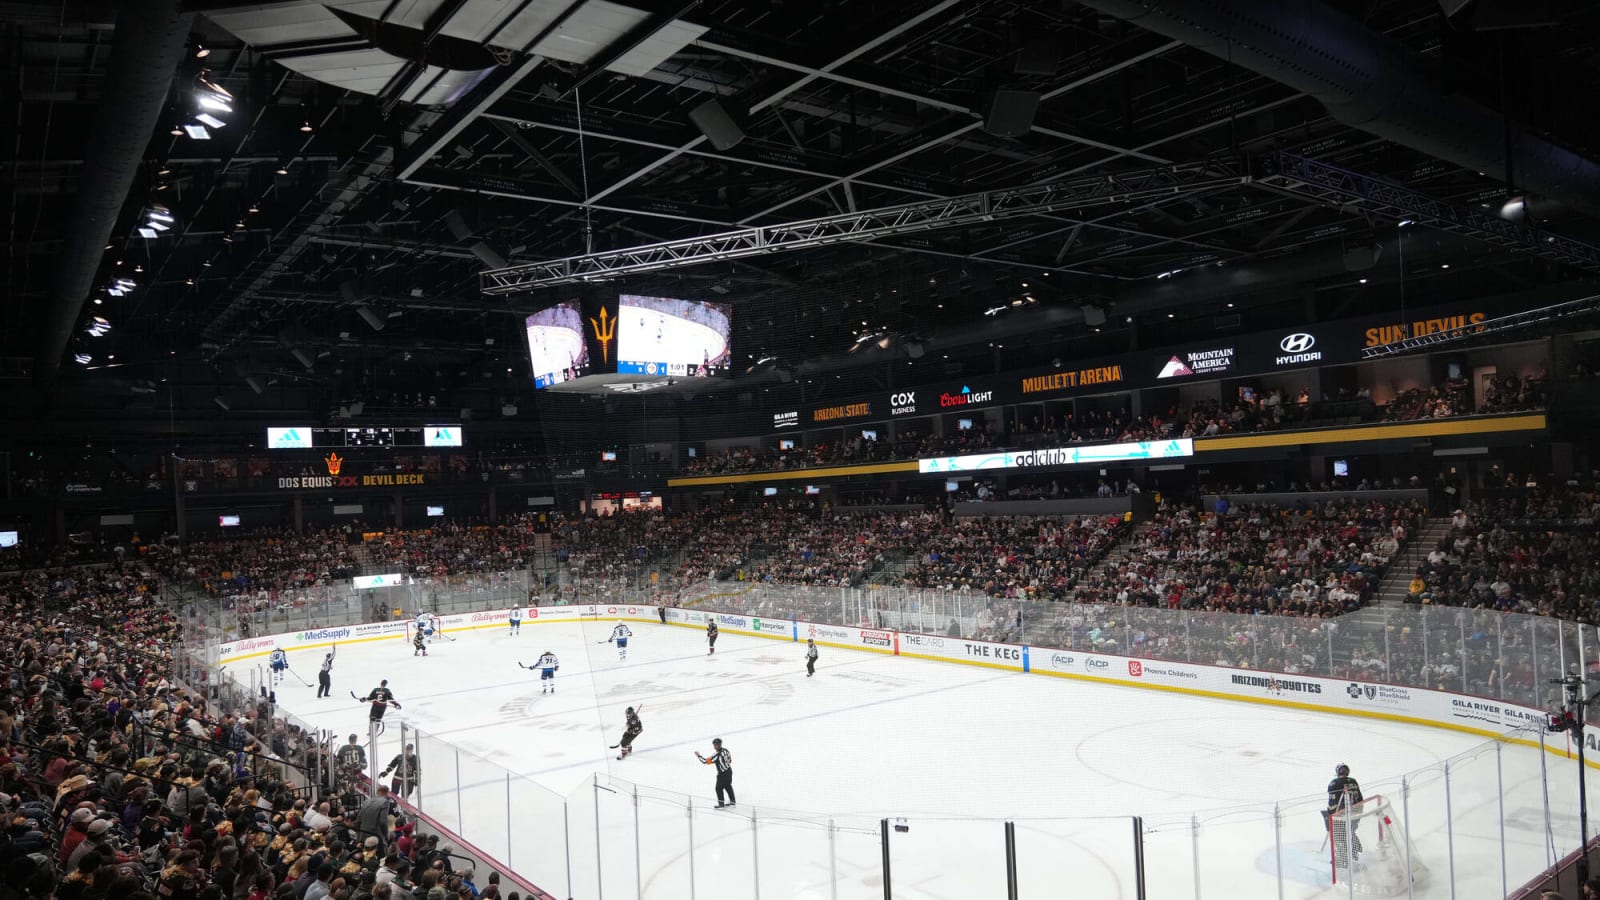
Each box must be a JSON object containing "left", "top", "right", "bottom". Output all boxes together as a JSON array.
[
  {"left": 74, "top": 353, "right": 92, "bottom": 365},
  {"left": 195, "top": 112, "right": 226, "bottom": 130},
  {"left": 299, "top": 121, "right": 314, "bottom": 133},
  {"left": 183, "top": 123, "right": 211, "bottom": 140}
]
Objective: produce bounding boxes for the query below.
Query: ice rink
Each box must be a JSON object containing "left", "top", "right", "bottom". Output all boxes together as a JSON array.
[{"left": 230, "top": 619, "right": 1589, "bottom": 899}]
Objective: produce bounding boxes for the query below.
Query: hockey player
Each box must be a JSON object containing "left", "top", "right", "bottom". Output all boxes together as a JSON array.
[
  {"left": 617, "top": 707, "right": 643, "bottom": 760},
  {"left": 531, "top": 650, "right": 559, "bottom": 693},
  {"left": 269, "top": 648, "right": 288, "bottom": 685},
  {"left": 317, "top": 644, "right": 336, "bottom": 698},
  {"left": 805, "top": 638, "right": 818, "bottom": 677},
  {"left": 1324, "top": 763, "right": 1365, "bottom": 862},
  {"left": 336, "top": 734, "right": 367, "bottom": 796},
  {"left": 608, "top": 621, "right": 632, "bottom": 660},
  {"left": 360, "top": 680, "right": 400, "bottom": 724},
  {"left": 509, "top": 605, "right": 523, "bottom": 635},
  {"left": 380, "top": 743, "right": 420, "bottom": 799},
  {"left": 412, "top": 626, "right": 428, "bottom": 657},
  {"left": 414, "top": 612, "right": 436, "bottom": 644},
  {"left": 706, "top": 619, "right": 719, "bottom": 655},
  {"left": 695, "top": 738, "right": 734, "bottom": 808}
]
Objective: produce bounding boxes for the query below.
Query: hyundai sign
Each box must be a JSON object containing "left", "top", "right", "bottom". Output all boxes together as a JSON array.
[{"left": 918, "top": 439, "right": 1193, "bottom": 474}]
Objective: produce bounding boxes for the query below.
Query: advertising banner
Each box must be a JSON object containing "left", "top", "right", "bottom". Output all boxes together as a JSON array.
[
  {"left": 899, "top": 632, "right": 1024, "bottom": 670},
  {"left": 919, "top": 439, "right": 1193, "bottom": 474},
  {"left": 769, "top": 301, "right": 1505, "bottom": 431}
]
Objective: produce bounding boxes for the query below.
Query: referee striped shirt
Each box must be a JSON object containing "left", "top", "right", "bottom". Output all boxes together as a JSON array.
[{"left": 711, "top": 748, "right": 732, "bottom": 773}]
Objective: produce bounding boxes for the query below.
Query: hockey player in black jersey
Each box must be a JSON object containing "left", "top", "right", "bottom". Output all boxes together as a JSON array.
[
  {"left": 706, "top": 620, "right": 719, "bottom": 655},
  {"left": 359, "top": 680, "right": 401, "bottom": 723},
  {"left": 617, "top": 707, "right": 643, "bottom": 760},
  {"left": 1324, "top": 763, "right": 1364, "bottom": 861}
]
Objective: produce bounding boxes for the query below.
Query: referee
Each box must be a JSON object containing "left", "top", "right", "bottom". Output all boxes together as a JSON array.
[{"left": 696, "top": 739, "right": 735, "bottom": 808}]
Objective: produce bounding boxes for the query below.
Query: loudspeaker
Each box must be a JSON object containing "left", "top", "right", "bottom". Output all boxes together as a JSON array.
[
  {"left": 1081, "top": 305, "right": 1107, "bottom": 327},
  {"left": 690, "top": 99, "right": 746, "bottom": 151},
  {"left": 444, "top": 209, "right": 473, "bottom": 241},
  {"left": 981, "top": 90, "right": 1039, "bottom": 138}
]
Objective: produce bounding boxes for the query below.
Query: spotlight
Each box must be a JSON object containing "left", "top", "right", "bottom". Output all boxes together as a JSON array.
[
  {"left": 170, "top": 126, "right": 183, "bottom": 136},
  {"left": 1499, "top": 196, "right": 1526, "bottom": 220},
  {"left": 195, "top": 112, "right": 226, "bottom": 129},
  {"left": 299, "top": 121, "right": 314, "bottom": 133},
  {"left": 195, "top": 45, "right": 209, "bottom": 59},
  {"left": 183, "top": 123, "right": 211, "bottom": 140},
  {"left": 1397, "top": 218, "right": 1414, "bottom": 227},
  {"left": 275, "top": 163, "right": 290, "bottom": 175}
]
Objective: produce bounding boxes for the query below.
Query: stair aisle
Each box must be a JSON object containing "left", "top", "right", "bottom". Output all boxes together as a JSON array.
[{"left": 1373, "top": 516, "right": 1451, "bottom": 606}]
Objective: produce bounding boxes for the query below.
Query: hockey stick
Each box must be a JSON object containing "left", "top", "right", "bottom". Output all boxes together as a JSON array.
[{"left": 282, "top": 666, "right": 315, "bottom": 688}]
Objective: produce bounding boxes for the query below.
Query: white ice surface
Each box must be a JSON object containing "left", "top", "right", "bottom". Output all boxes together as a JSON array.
[{"left": 231, "top": 620, "right": 1591, "bottom": 900}]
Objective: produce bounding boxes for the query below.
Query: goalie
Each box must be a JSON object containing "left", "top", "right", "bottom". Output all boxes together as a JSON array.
[{"left": 1323, "top": 763, "right": 1364, "bottom": 864}]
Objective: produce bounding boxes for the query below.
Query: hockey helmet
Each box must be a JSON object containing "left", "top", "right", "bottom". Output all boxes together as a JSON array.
[
  {"left": 626, "top": 707, "right": 634, "bottom": 714},
  {"left": 1335, "top": 763, "right": 1350, "bottom": 777}
]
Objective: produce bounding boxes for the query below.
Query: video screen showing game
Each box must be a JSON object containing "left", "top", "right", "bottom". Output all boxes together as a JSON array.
[
  {"left": 525, "top": 302, "right": 589, "bottom": 388},
  {"left": 615, "top": 294, "right": 732, "bottom": 378}
]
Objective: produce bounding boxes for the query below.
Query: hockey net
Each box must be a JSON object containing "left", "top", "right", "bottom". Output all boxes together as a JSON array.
[{"left": 1327, "top": 794, "right": 1428, "bottom": 896}]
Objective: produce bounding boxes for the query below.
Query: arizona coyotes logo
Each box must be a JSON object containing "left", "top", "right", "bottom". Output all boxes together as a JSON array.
[
  {"left": 590, "top": 306, "right": 616, "bottom": 363},
  {"left": 324, "top": 452, "right": 344, "bottom": 476}
]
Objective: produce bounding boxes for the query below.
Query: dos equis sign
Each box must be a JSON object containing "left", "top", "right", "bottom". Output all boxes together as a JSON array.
[{"left": 277, "top": 453, "right": 429, "bottom": 490}]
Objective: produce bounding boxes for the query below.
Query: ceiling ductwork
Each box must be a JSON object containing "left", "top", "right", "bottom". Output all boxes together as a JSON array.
[
  {"left": 35, "top": 0, "right": 192, "bottom": 390},
  {"left": 1071, "top": 0, "right": 1600, "bottom": 218}
]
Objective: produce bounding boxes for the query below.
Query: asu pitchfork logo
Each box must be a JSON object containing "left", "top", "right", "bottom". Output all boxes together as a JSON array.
[
  {"left": 324, "top": 452, "right": 344, "bottom": 476},
  {"left": 590, "top": 306, "right": 616, "bottom": 363}
]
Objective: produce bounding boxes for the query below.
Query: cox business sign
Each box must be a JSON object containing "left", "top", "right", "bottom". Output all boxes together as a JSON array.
[{"left": 918, "top": 438, "right": 1193, "bottom": 474}]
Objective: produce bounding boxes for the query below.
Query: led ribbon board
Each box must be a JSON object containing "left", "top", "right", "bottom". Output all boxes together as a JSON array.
[
  {"left": 352, "top": 574, "right": 406, "bottom": 589},
  {"left": 918, "top": 439, "right": 1194, "bottom": 474}
]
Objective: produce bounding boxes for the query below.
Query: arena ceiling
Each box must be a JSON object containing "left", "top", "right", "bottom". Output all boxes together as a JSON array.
[{"left": 4, "top": 0, "right": 1600, "bottom": 421}]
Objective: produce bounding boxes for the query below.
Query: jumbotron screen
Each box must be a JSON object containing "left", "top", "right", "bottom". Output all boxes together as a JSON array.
[
  {"left": 616, "top": 295, "right": 731, "bottom": 377},
  {"left": 525, "top": 302, "right": 589, "bottom": 389}
]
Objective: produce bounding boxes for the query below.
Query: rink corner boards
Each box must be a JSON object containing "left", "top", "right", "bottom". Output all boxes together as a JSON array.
[{"left": 214, "top": 603, "right": 1596, "bottom": 769}]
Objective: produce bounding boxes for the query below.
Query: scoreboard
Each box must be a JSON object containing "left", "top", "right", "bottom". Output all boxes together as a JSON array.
[{"left": 267, "top": 425, "right": 462, "bottom": 450}]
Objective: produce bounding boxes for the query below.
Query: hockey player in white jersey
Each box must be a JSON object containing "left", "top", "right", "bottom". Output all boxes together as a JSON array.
[
  {"left": 414, "top": 612, "right": 437, "bottom": 643},
  {"left": 607, "top": 621, "right": 632, "bottom": 660},
  {"left": 522, "top": 651, "right": 560, "bottom": 693},
  {"left": 269, "top": 648, "right": 288, "bottom": 685}
]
